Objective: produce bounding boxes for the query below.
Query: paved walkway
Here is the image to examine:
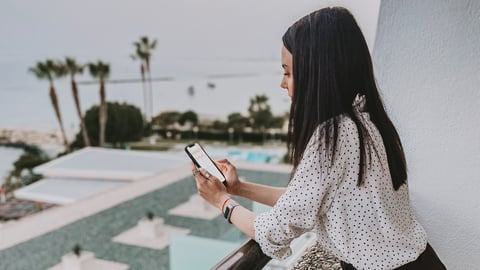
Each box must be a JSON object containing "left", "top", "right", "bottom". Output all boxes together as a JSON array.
[{"left": 0, "top": 165, "right": 192, "bottom": 250}]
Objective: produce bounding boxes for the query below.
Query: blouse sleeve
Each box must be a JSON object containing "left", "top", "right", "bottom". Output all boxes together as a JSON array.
[{"left": 254, "top": 123, "right": 353, "bottom": 259}]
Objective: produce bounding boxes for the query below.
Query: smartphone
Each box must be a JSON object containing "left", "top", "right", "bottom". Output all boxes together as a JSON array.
[{"left": 185, "top": 142, "right": 227, "bottom": 184}]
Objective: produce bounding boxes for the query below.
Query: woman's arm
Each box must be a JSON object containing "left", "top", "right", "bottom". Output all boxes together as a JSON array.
[
  {"left": 216, "top": 159, "right": 286, "bottom": 206},
  {"left": 226, "top": 203, "right": 256, "bottom": 239},
  {"left": 192, "top": 168, "right": 257, "bottom": 239},
  {"left": 234, "top": 181, "right": 285, "bottom": 207}
]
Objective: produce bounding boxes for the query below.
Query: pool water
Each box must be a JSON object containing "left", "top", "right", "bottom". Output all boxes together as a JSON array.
[{"left": 205, "top": 146, "right": 287, "bottom": 164}]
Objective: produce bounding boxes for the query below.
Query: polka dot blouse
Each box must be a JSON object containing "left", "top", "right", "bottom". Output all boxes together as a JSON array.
[{"left": 254, "top": 96, "right": 428, "bottom": 270}]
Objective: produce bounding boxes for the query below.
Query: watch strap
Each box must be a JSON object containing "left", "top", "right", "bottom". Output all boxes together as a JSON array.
[{"left": 223, "top": 201, "right": 239, "bottom": 223}]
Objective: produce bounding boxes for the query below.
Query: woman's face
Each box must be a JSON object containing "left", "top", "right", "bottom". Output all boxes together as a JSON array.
[{"left": 280, "top": 45, "right": 294, "bottom": 99}]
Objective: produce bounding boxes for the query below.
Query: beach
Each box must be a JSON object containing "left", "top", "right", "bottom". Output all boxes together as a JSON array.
[{"left": 0, "top": 128, "right": 70, "bottom": 185}]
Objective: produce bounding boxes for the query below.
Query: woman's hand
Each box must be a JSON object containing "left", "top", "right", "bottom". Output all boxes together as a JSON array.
[
  {"left": 216, "top": 159, "right": 241, "bottom": 195},
  {"left": 192, "top": 164, "right": 229, "bottom": 210}
]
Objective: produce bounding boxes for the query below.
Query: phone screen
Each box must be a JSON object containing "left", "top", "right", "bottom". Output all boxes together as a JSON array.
[{"left": 185, "top": 143, "right": 226, "bottom": 183}]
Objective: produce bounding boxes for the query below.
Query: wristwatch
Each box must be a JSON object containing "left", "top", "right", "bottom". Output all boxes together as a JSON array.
[{"left": 223, "top": 201, "right": 239, "bottom": 224}]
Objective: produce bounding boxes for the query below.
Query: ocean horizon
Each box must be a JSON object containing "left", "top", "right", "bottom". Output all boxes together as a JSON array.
[
  {"left": 0, "top": 0, "right": 379, "bottom": 131},
  {"left": 1, "top": 57, "right": 292, "bottom": 133}
]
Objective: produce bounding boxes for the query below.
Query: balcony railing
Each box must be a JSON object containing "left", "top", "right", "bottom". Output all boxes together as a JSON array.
[
  {"left": 211, "top": 232, "right": 319, "bottom": 270},
  {"left": 211, "top": 239, "right": 271, "bottom": 270}
]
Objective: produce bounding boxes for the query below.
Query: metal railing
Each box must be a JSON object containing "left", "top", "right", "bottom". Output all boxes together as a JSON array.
[{"left": 211, "top": 239, "right": 271, "bottom": 270}]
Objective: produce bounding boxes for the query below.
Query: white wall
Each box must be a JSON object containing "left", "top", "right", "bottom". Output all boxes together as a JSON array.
[{"left": 373, "top": 0, "right": 480, "bottom": 269}]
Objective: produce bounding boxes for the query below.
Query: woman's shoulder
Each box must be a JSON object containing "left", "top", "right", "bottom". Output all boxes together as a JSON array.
[
  {"left": 307, "top": 114, "right": 359, "bottom": 152},
  {"left": 338, "top": 113, "right": 357, "bottom": 128},
  {"left": 314, "top": 114, "right": 358, "bottom": 137}
]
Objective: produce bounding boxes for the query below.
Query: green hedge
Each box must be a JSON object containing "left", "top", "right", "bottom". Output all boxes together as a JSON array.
[{"left": 153, "top": 129, "right": 287, "bottom": 143}]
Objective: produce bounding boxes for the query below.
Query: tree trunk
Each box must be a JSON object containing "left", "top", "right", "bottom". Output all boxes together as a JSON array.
[
  {"left": 71, "top": 78, "right": 91, "bottom": 147},
  {"left": 99, "top": 80, "right": 107, "bottom": 147},
  {"left": 49, "top": 83, "right": 70, "bottom": 152},
  {"left": 146, "top": 59, "right": 153, "bottom": 122},
  {"left": 141, "top": 64, "right": 148, "bottom": 121}
]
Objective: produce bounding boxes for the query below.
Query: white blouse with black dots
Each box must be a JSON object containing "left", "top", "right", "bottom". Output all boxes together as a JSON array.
[{"left": 254, "top": 112, "right": 428, "bottom": 270}]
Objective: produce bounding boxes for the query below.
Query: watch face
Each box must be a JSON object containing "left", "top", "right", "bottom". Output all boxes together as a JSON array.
[
  {"left": 224, "top": 207, "right": 230, "bottom": 219},
  {"left": 224, "top": 202, "right": 239, "bottom": 219}
]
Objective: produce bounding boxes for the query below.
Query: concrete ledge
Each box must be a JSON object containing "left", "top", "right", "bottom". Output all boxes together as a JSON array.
[
  {"left": 112, "top": 224, "right": 190, "bottom": 250},
  {"left": 168, "top": 194, "right": 220, "bottom": 220}
]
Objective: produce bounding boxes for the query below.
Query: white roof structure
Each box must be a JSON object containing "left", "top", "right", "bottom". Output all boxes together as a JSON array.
[
  {"left": 33, "top": 147, "right": 187, "bottom": 181},
  {"left": 14, "top": 178, "right": 124, "bottom": 205},
  {"left": 15, "top": 147, "right": 189, "bottom": 205}
]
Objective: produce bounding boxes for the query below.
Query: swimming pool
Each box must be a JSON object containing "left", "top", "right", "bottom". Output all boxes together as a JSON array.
[{"left": 198, "top": 145, "right": 287, "bottom": 164}]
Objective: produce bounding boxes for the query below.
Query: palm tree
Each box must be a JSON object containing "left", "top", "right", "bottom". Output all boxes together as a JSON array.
[
  {"left": 64, "top": 57, "right": 90, "bottom": 147},
  {"left": 130, "top": 49, "right": 148, "bottom": 121},
  {"left": 29, "top": 60, "right": 70, "bottom": 152},
  {"left": 133, "top": 36, "right": 157, "bottom": 121},
  {"left": 87, "top": 61, "right": 110, "bottom": 147}
]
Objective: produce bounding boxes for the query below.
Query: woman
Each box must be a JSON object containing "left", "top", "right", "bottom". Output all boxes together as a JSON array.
[{"left": 192, "top": 7, "right": 446, "bottom": 270}]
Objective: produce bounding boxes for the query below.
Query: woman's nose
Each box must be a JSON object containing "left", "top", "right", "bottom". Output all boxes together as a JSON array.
[{"left": 280, "top": 78, "right": 287, "bottom": 89}]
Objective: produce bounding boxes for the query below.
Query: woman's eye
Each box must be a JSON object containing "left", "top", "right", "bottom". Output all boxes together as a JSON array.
[{"left": 283, "top": 73, "right": 290, "bottom": 76}]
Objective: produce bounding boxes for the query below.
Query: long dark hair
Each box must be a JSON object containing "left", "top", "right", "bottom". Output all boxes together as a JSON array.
[{"left": 283, "top": 7, "right": 407, "bottom": 190}]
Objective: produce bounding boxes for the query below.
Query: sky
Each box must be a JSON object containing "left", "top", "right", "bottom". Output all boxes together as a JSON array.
[
  {"left": 0, "top": 0, "right": 381, "bottom": 130},
  {"left": 0, "top": 0, "right": 380, "bottom": 79}
]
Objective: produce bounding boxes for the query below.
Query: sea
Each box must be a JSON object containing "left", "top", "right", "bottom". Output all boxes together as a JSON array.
[{"left": 0, "top": 57, "right": 291, "bottom": 130}]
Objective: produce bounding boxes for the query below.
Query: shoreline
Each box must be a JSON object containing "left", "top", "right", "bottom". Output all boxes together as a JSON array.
[
  {"left": 0, "top": 147, "right": 24, "bottom": 186},
  {"left": 0, "top": 128, "right": 71, "bottom": 158}
]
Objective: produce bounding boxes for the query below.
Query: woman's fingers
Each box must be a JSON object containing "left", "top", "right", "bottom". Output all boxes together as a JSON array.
[
  {"left": 191, "top": 163, "right": 199, "bottom": 175},
  {"left": 217, "top": 159, "right": 234, "bottom": 173},
  {"left": 215, "top": 159, "right": 227, "bottom": 171},
  {"left": 199, "top": 169, "right": 216, "bottom": 181},
  {"left": 192, "top": 167, "right": 228, "bottom": 209},
  {"left": 217, "top": 159, "right": 231, "bottom": 166}
]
